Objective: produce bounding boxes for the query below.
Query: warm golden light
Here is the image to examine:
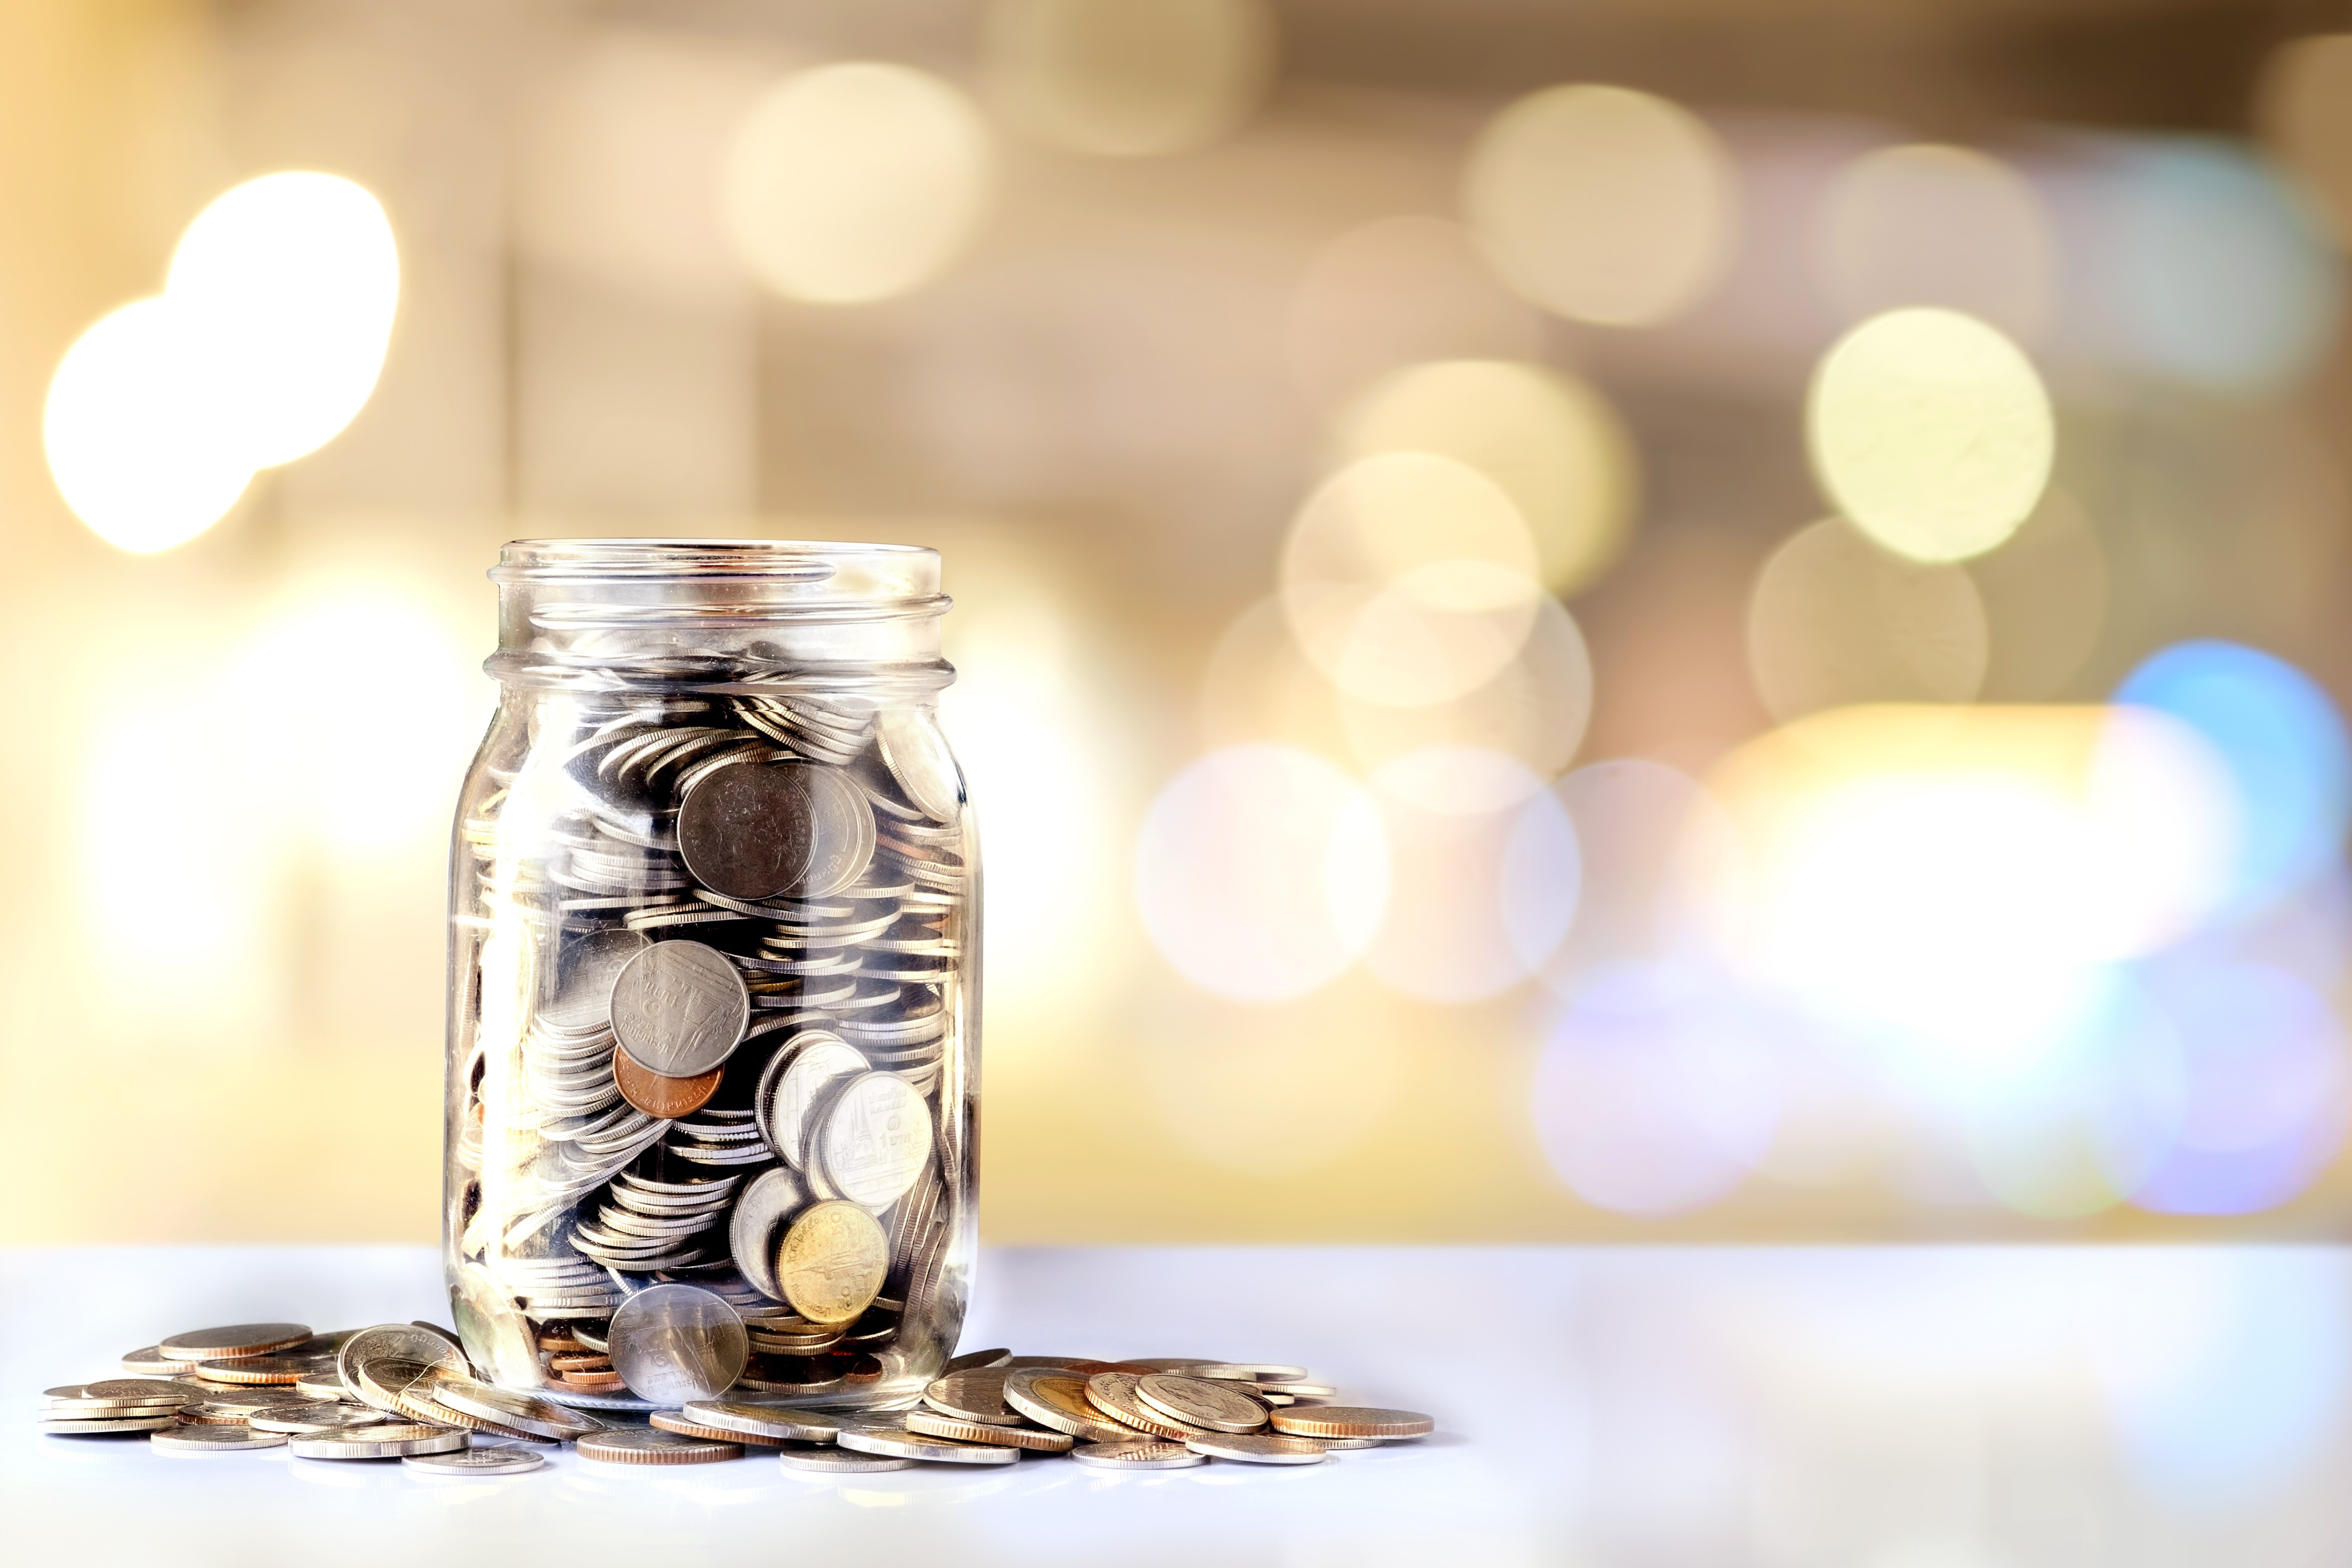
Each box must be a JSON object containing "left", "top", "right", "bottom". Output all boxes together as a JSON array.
[
  {"left": 167, "top": 171, "right": 401, "bottom": 467},
  {"left": 2258, "top": 33, "right": 2352, "bottom": 245},
  {"left": 1462, "top": 84, "right": 1735, "bottom": 327},
  {"left": 984, "top": 0, "right": 1275, "bottom": 157},
  {"left": 1746, "top": 518, "right": 1989, "bottom": 723},
  {"left": 722, "top": 63, "right": 993, "bottom": 304},
  {"left": 1285, "top": 217, "right": 1543, "bottom": 410},
  {"left": 43, "top": 299, "right": 255, "bottom": 553},
  {"left": 1807, "top": 307, "right": 2054, "bottom": 564},
  {"left": 1815, "top": 143, "right": 2054, "bottom": 342},
  {"left": 1338, "top": 358, "right": 1638, "bottom": 598}
]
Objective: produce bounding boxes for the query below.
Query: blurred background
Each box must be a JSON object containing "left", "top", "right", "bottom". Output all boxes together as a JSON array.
[{"left": 5, "top": 0, "right": 2352, "bottom": 1247}]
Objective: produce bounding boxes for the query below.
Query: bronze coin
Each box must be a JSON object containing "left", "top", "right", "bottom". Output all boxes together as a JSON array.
[
  {"left": 558, "top": 1370, "right": 626, "bottom": 1391},
  {"left": 547, "top": 1352, "right": 613, "bottom": 1373},
  {"left": 651, "top": 1411, "right": 786, "bottom": 1446},
  {"left": 614, "top": 1050, "right": 724, "bottom": 1119}
]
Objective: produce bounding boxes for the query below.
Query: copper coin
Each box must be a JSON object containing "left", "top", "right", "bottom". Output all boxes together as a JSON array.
[
  {"left": 537, "top": 1335, "right": 586, "bottom": 1354},
  {"left": 1269, "top": 1405, "right": 1434, "bottom": 1439},
  {"left": 548, "top": 1353, "right": 613, "bottom": 1372},
  {"left": 652, "top": 1412, "right": 786, "bottom": 1446},
  {"left": 558, "top": 1370, "right": 627, "bottom": 1391},
  {"left": 615, "top": 1050, "right": 724, "bottom": 1118},
  {"left": 577, "top": 1428, "right": 742, "bottom": 1466}
]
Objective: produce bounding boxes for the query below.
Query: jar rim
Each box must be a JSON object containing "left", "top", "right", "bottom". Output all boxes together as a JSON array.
[{"left": 491, "top": 537, "right": 937, "bottom": 586}]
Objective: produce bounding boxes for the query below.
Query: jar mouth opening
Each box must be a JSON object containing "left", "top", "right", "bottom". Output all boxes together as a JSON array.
[{"left": 491, "top": 538, "right": 937, "bottom": 588}]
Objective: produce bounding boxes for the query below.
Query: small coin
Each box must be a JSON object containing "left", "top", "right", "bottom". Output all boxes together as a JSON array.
[
  {"left": 248, "top": 1405, "right": 396, "bottom": 1434},
  {"left": 151, "top": 1424, "right": 289, "bottom": 1452},
  {"left": 1194, "top": 1363, "right": 1310, "bottom": 1383},
  {"left": 158, "top": 1324, "right": 312, "bottom": 1362},
  {"left": 1269, "top": 1406, "right": 1434, "bottom": 1440},
  {"left": 37, "top": 1416, "right": 180, "bottom": 1436},
  {"left": 906, "top": 1408, "right": 1073, "bottom": 1452},
  {"left": 608, "top": 1284, "right": 747, "bottom": 1403},
  {"left": 542, "top": 927, "right": 648, "bottom": 1031},
  {"left": 1004, "top": 1370, "right": 1143, "bottom": 1443},
  {"left": 1183, "top": 1432, "right": 1329, "bottom": 1465},
  {"left": 424, "top": 1373, "right": 604, "bottom": 1441},
  {"left": 293, "top": 1372, "right": 350, "bottom": 1401},
  {"left": 1085, "top": 1373, "right": 1206, "bottom": 1441},
  {"left": 118, "top": 1346, "right": 180, "bottom": 1376},
  {"left": 681, "top": 1400, "right": 842, "bottom": 1443},
  {"left": 615, "top": 1049, "right": 724, "bottom": 1119},
  {"left": 652, "top": 1412, "right": 786, "bottom": 1445},
  {"left": 875, "top": 709, "right": 963, "bottom": 823},
  {"left": 944, "top": 1348, "right": 1011, "bottom": 1374},
  {"left": 923, "top": 1369, "right": 1024, "bottom": 1426},
  {"left": 42, "top": 1400, "right": 183, "bottom": 1418},
  {"left": 765, "top": 1036, "right": 870, "bottom": 1170},
  {"left": 576, "top": 1428, "right": 742, "bottom": 1466},
  {"left": 287, "top": 1426, "right": 468, "bottom": 1460},
  {"left": 176, "top": 1402, "right": 261, "bottom": 1425},
  {"left": 779, "top": 1447, "right": 912, "bottom": 1474},
  {"left": 727, "top": 1165, "right": 809, "bottom": 1302},
  {"left": 811, "top": 1072, "right": 932, "bottom": 1210},
  {"left": 46, "top": 1379, "right": 191, "bottom": 1406},
  {"left": 164, "top": 1387, "right": 287, "bottom": 1417},
  {"left": 611, "top": 940, "right": 750, "bottom": 1078},
  {"left": 1069, "top": 1440, "right": 1206, "bottom": 1470},
  {"left": 338, "top": 1325, "right": 466, "bottom": 1417},
  {"left": 403, "top": 1446, "right": 546, "bottom": 1476},
  {"left": 194, "top": 1353, "right": 332, "bottom": 1386},
  {"left": 777, "top": 1201, "right": 888, "bottom": 1326},
  {"left": 837, "top": 1421, "right": 1020, "bottom": 1466},
  {"left": 1135, "top": 1374, "right": 1269, "bottom": 1434}
]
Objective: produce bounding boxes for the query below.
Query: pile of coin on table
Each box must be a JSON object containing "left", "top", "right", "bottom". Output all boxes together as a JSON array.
[{"left": 38, "top": 1320, "right": 1434, "bottom": 1475}]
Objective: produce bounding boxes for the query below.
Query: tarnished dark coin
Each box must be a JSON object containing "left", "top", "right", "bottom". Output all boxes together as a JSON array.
[
  {"left": 678, "top": 760, "right": 818, "bottom": 899},
  {"left": 944, "top": 1348, "right": 1011, "bottom": 1373},
  {"left": 611, "top": 940, "right": 749, "bottom": 1077}
]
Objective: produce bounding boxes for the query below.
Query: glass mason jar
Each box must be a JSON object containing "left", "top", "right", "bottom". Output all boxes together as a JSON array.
[{"left": 444, "top": 539, "right": 975, "bottom": 1414}]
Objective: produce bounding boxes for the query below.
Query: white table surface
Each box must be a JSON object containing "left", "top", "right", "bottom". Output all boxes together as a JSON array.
[{"left": 4, "top": 1245, "right": 2348, "bottom": 1566}]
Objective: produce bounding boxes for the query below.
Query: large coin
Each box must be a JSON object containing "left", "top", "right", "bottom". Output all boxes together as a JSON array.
[
  {"left": 576, "top": 1428, "right": 742, "bottom": 1466},
  {"left": 875, "top": 710, "right": 963, "bottom": 823},
  {"left": 652, "top": 1411, "right": 788, "bottom": 1445},
  {"left": 1184, "top": 1432, "right": 1328, "bottom": 1465},
  {"left": 1135, "top": 1374, "right": 1269, "bottom": 1434},
  {"left": 778, "top": 1447, "right": 911, "bottom": 1474},
  {"left": 337, "top": 1325, "right": 466, "bottom": 1417},
  {"left": 403, "top": 1446, "right": 545, "bottom": 1475},
  {"left": 541, "top": 927, "right": 648, "bottom": 1031},
  {"left": 681, "top": 1399, "right": 842, "bottom": 1443},
  {"left": 798, "top": 763, "right": 878, "bottom": 896},
  {"left": 1004, "top": 1370, "right": 1143, "bottom": 1442},
  {"left": 608, "top": 1284, "right": 748, "bottom": 1403},
  {"left": 811, "top": 1073, "right": 931, "bottom": 1209},
  {"left": 151, "top": 1424, "right": 289, "bottom": 1452},
  {"left": 836, "top": 1419, "right": 1019, "bottom": 1466},
  {"left": 610, "top": 940, "right": 749, "bottom": 1077},
  {"left": 450, "top": 1263, "right": 544, "bottom": 1392},
  {"left": 614, "top": 1049, "right": 724, "bottom": 1118},
  {"left": 678, "top": 760, "right": 817, "bottom": 899},
  {"left": 728, "top": 1166, "right": 808, "bottom": 1301},
  {"left": 158, "top": 1323, "right": 311, "bottom": 1362},
  {"left": 777, "top": 1201, "right": 888, "bottom": 1326},
  {"left": 764, "top": 1034, "right": 868, "bottom": 1169},
  {"left": 1068, "top": 1440, "right": 1205, "bottom": 1470},
  {"left": 1269, "top": 1405, "right": 1434, "bottom": 1439},
  {"left": 286, "top": 1426, "right": 468, "bottom": 1460},
  {"left": 194, "top": 1352, "right": 333, "bottom": 1385},
  {"left": 38, "top": 1416, "right": 180, "bottom": 1436},
  {"left": 421, "top": 1370, "right": 603, "bottom": 1440},
  {"left": 923, "top": 1369, "right": 1024, "bottom": 1426},
  {"left": 906, "top": 1408, "right": 1073, "bottom": 1452},
  {"left": 1084, "top": 1373, "right": 1206, "bottom": 1441},
  {"left": 43, "top": 1379, "right": 191, "bottom": 1408},
  {"left": 248, "top": 1405, "right": 396, "bottom": 1434}
]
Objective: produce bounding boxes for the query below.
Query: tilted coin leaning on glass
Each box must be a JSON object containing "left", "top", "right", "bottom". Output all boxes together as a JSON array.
[{"left": 445, "top": 540, "right": 978, "bottom": 1411}]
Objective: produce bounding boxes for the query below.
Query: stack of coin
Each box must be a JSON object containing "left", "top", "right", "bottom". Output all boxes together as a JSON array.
[{"left": 452, "top": 687, "right": 972, "bottom": 1406}]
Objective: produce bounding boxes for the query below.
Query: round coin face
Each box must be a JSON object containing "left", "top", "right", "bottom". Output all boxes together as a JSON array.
[
  {"left": 1004, "top": 1370, "right": 1144, "bottom": 1443},
  {"left": 727, "top": 1165, "right": 808, "bottom": 1302},
  {"left": 777, "top": 1201, "right": 887, "bottom": 1326},
  {"left": 608, "top": 1284, "right": 748, "bottom": 1403},
  {"left": 678, "top": 760, "right": 818, "bottom": 899},
  {"left": 1269, "top": 1405, "right": 1434, "bottom": 1439},
  {"left": 813, "top": 1072, "right": 932, "bottom": 1210},
  {"left": 1184, "top": 1432, "right": 1328, "bottom": 1465},
  {"left": 875, "top": 709, "right": 963, "bottom": 823},
  {"left": 423, "top": 1372, "right": 604, "bottom": 1440},
  {"left": 576, "top": 1427, "right": 742, "bottom": 1466},
  {"left": 159, "top": 1323, "right": 311, "bottom": 1362},
  {"left": 287, "top": 1426, "right": 467, "bottom": 1460},
  {"left": 403, "top": 1446, "right": 545, "bottom": 1476},
  {"left": 614, "top": 1049, "right": 724, "bottom": 1119},
  {"left": 1085, "top": 1373, "right": 1205, "bottom": 1441},
  {"left": 611, "top": 940, "right": 749, "bottom": 1078},
  {"left": 248, "top": 1405, "right": 395, "bottom": 1434},
  {"left": 779, "top": 1447, "right": 912, "bottom": 1474},
  {"left": 906, "top": 1408, "right": 1073, "bottom": 1452},
  {"left": 1136, "top": 1374, "right": 1269, "bottom": 1434},
  {"left": 681, "top": 1399, "right": 841, "bottom": 1443},
  {"left": 193, "top": 1352, "right": 332, "bottom": 1385},
  {"left": 1069, "top": 1440, "right": 1205, "bottom": 1470},
  {"left": 151, "top": 1424, "right": 289, "bottom": 1451},
  {"left": 836, "top": 1423, "right": 1020, "bottom": 1466},
  {"left": 766, "top": 1036, "right": 869, "bottom": 1169},
  {"left": 338, "top": 1325, "right": 466, "bottom": 1417},
  {"left": 118, "top": 1346, "right": 180, "bottom": 1376},
  {"left": 51, "top": 1379, "right": 191, "bottom": 1405},
  {"left": 38, "top": 1416, "right": 180, "bottom": 1436},
  {"left": 542, "top": 927, "right": 648, "bottom": 1031},
  {"left": 923, "top": 1369, "right": 1024, "bottom": 1426}
]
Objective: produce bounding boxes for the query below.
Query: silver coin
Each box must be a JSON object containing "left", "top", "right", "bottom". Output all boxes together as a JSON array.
[
  {"left": 1183, "top": 1432, "right": 1328, "bottom": 1465},
  {"left": 811, "top": 1072, "right": 932, "bottom": 1210},
  {"left": 677, "top": 760, "right": 820, "bottom": 900},
  {"left": 151, "top": 1424, "right": 290, "bottom": 1452},
  {"left": 1194, "top": 1363, "right": 1311, "bottom": 1383},
  {"left": 452, "top": 1264, "right": 544, "bottom": 1391},
  {"left": 797, "top": 763, "right": 878, "bottom": 897},
  {"left": 575, "top": 1427, "right": 742, "bottom": 1465},
  {"left": 680, "top": 1399, "right": 841, "bottom": 1443},
  {"left": 765, "top": 1036, "right": 868, "bottom": 1168},
  {"left": 608, "top": 1284, "right": 747, "bottom": 1403},
  {"left": 1068, "top": 1440, "right": 1205, "bottom": 1470},
  {"left": 779, "top": 1447, "right": 912, "bottom": 1474},
  {"left": 923, "top": 1369, "right": 1024, "bottom": 1426},
  {"left": 248, "top": 1405, "right": 397, "bottom": 1434},
  {"left": 287, "top": 1426, "right": 468, "bottom": 1460},
  {"left": 727, "top": 1166, "right": 808, "bottom": 1301},
  {"left": 421, "top": 1371, "right": 604, "bottom": 1440},
  {"left": 158, "top": 1323, "right": 312, "bottom": 1362},
  {"left": 875, "top": 709, "right": 963, "bottom": 822},
  {"left": 836, "top": 1421, "right": 1019, "bottom": 1466},
  {"left": 611, "top": 940, "right": 750, "bottom": 1077},
  {"left": 944, "top": 1348, "right": 1011, "bottom": 1374},
  {"left": 337, "top": 1325, "right": 466, "bottom": 1417},
  {"left": 403, "top": 1446, "right": 546, "bottom": 1476},
  {"left": 37, "top": 1416, "right": 180, "bottom": 1436}
]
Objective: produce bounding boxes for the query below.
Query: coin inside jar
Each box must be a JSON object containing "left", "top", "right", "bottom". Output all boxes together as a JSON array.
[
  {"left": 677, "top": 759, "right": 819, "bottom": 899},
  {"left": 776, "top": 1201, "right": 887, "bottom": 1326},
  {"left": 610, "top": 940, "right": 750, "bottom": 1078},
  {"left": 613, "top": 1049, "right": 724, "bottom": 1119},
  {"left": 607, "top": 1284, "right": 748, "bottom": 1403}
]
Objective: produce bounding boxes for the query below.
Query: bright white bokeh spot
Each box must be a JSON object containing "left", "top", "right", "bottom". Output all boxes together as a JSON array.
[
  {"left": 1808, "top": 307, "right": 2055, "bottom": 564},
  {"left": 1362, "top": 747, "right": 1577, "bottom": 1004},
  {"left": 1135, "top": 743, "right": 1388, "bottom": 1002},
  {"left": 984, "top": 0, "right": 1276, "bottom": 158},
  {"left": 722, "top": 63, "right": 993, "bottom": 305},
  {"left": 1463, "top": 84, "right": 1736, "bottom": 327},
  {"left": 167, "top": 171, "right": 401, "bottom": 468},
  {"left": 44, "top": 299, "right": 255, "bottom": 553}
]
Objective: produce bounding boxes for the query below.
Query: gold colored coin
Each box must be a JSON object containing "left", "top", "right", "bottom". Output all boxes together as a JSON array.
[
  {"left": 577, "top": 1428, "right": 743, "bottom": 1466},
  {"left": 1004, "top": 1370, "right": 1141, "bottom": 1443},
  {"left": 777, "top": 1201, "right": 887, "bottom": 1326},
  {"left": 1269, "top": 1405, "right": 1434, "bottom": 1439},
  {"left": 906, "top": 1408, "right": 1073, "bottom": 1451},
  {"left": 652, "top": 1412, "right": 787, "bottom": 1446},
  {"left": 1134, "top": 1374, "right": 1269, "bottom": 1434},
  {"left": 1084, "top": 1373, "right": 1206, "bottom": 1441}
]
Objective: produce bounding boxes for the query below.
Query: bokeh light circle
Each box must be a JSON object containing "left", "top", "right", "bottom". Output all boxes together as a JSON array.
[
  {"left": 1807, "top": 307, "right": 2054, "bottom": 564},
  {"left": 1746, "top": 518, "right": 1989, "bottom": 722},
  {"left": 1538, "top": 759, "right": 1741, "bottom": 995},
  {"left": 1337, "top": 593, "right": 1593, "bottom": 780},
  {"left": 722, "top": 63, "right": 992, "bottom": 304},
  {"left": 1814, "top": 143, "right": 2054, "bottom": 341},
  {"left": 43, "top": 299, "right": 255, "bottom": 554},
  {"left": 1336, "top": 359, "right": 1639, "bottom": 598},
  {"left": 984, "top": 0, "right": 1276, "bottom": 158},
  {"left": 167, "top": 171, "right": 401, "bottom": 468},
  {"left": 1462, "top": 84, "right": 1735, "bottom": 327},
  {"left": 1134, "top": 743, "right": 1388, "bottom": 1001}
]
